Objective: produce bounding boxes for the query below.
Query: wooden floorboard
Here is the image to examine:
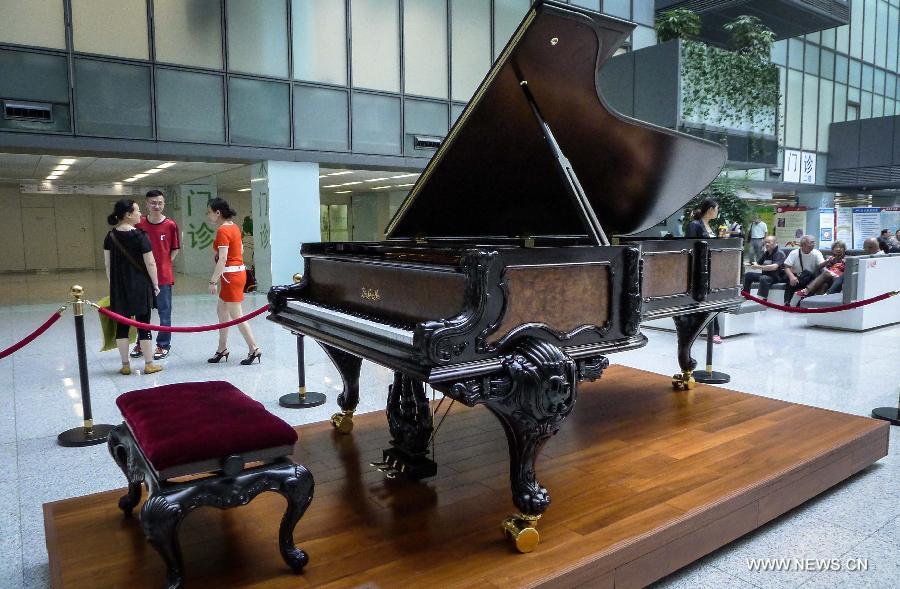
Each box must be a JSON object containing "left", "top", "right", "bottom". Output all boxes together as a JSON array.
[{"left": 45, "top": 365, "right": 889, "bottom": 588}]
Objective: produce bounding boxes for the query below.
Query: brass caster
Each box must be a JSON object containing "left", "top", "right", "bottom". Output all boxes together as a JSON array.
[
  {"left": 330, "top": 410, "right": 354, "bottom": 434},
  {"left": 501, "top": 514, "right": 540, "bottom": 553},
  {"left": 671, "top": 372, "right": 695, "bottom": 391}
]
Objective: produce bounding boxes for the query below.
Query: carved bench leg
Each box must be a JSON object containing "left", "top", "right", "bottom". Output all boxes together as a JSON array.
[
  {"left": 275, "top": 464, "right": 315, "bottom": 572},
  {"left": 107, "top": 424, "right": 143, "bottom": 516},
  {"left": 320, "top": 344, "right": 362, "bottom": 433},
  {"left": 141, "top": 495, "right": 186, "bottom": 589}
]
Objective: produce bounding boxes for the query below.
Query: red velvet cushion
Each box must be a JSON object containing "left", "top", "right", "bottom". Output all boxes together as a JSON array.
[{"left": 116, "top": 381, "right": 297, "bottom": 471}]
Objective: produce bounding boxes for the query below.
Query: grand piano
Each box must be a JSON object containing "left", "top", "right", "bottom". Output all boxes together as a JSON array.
[{"left": 269, "top": 0, "right": 743, "bottom": 552}]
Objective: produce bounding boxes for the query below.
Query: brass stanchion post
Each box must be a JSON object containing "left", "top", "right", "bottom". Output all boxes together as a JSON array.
[
  {"left": 692, "top": 315, "right": 730, "bottom": 385},
  {"left": 58, "top": 285, "right": 115, "bottom": 447}
]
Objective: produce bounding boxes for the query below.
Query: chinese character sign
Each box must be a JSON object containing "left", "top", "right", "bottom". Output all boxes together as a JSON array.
[{"left": 799, "top": 152, "right": 816, "bottom": 184}]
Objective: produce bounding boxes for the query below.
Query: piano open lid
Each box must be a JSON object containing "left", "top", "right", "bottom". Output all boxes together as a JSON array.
[{"left": 386, "top": 0, "right": 727, "bottom": 242}]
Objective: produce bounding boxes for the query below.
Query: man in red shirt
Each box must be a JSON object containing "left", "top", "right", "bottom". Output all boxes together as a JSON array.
[{"left": 131, "top": 190, "right": 180, "bottom": 360}]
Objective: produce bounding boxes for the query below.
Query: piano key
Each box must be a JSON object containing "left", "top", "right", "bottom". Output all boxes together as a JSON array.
[{"left": 284, "top": 300, "right": 415, "bottom": 346}]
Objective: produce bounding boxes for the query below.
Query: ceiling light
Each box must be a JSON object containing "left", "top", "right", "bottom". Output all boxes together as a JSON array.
[
  {"left": 133, "top": 173, "right": 149, "bottom": 179},
  {"left": 395, "top": 183, "right": 414, "bottom": 187},
  {"left": 237, "top": 188, "right": 251, "bottom": 192},
  {"left": 364, "top": 177, "right": 390, "bottom": 183},
  {"left": 60, "top": 158, "right": 76, "bottom": 165},
  {"left": 371, "top": 185, "right": 392, "bottom": 190},
  {"left": 123, "top": 177, "right": 137, "bottom": 182},
  {"left": 319, "top": 175, "right": 327, "bottom": 178},
  {"left": 144, "top": 168, "right": 162, "bottom": 174},
  {"left": 390, "top": 173, "right": 418, "bottom": 179},
  {"left": 46, "top": 175, "right": 59, "bottom": 180},
  {"left": 327, "top": 171, "right": 353, "bottom": 176},
  {"left": 157, "top": 162, "right": 176, "bottom": 168},
  {"left": 53, "top": 165, "right": 69, "bottom": 172},
  {"left": 323, "top": 184, "right": 341, "bottom": 188},
  {"left": 335, "top": 190, "right": 352, "bottom": 194},
  {"left": 340, "top": 181, "right": 363, "bottom": 186}
]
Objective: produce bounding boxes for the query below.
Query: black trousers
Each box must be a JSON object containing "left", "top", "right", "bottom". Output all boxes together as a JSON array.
[
  {"left": 115, "top": 312, "right": 152, "bottom": 341},
  {"left": 742, "top": 272, "right": 783, "bottom": 298}
]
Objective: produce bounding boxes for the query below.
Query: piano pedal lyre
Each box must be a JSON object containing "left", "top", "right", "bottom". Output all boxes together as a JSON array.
[
  {"left": 330, "top": 409, "right": 355, "bottom": 434},
  {"left": 671, "top": 370, "right": 696, "bottom": 391},
  {"left": 369, "top": 456, "right": 401, "bottom": 479},
  {"left": 501, "top": 514, "right": 541, "bottom": 553}
]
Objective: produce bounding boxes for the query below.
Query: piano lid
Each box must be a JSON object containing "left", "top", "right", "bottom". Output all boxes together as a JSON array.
[{"left": 386, "top": 0, "right": 727, "bottom": 241}]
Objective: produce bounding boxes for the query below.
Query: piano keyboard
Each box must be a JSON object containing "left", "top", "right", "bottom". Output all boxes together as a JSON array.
[{"left": 284, "top": 300, "right": 415, "bottom": 346}]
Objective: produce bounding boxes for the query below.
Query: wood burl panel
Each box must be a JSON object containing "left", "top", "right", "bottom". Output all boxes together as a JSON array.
[
  {"left": 642, "top": 253, "right": 690, "bottom": 298},
  {"left": 710, "top": 250, "right": 741, "bottom": 290},
  {"left": 490, "top": 264, "right": 609, "bottom": 343}
]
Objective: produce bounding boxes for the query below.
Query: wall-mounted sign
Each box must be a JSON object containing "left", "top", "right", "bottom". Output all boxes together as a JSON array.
[
  {"left": 799, "top": 152, "right": 816, "bottom": 184},
  {"left": 852, "top": 207, "right": 881, "bottom": 249},
  {"left": 782, "top": 150, "right": 817, "bottom": 184},
  {"left": 818, "top": 208, "right": 834, "bottom": 249},
  {"left": 774, "top": 205, "right": 807, "bottom": 247},
  {"left": 835, "top": 207, "right": 853, "bottom": 245},
  {"left": 20, "top": 183, "right": 138, "bottom": 195},
  {"left": 783, "top": 149, "right": 801, "bottom": 183}
]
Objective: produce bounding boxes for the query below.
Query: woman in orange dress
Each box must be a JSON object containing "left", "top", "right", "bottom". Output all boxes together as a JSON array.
[{"left": 206, "top": 197, "right": 261, "bottom": 365}]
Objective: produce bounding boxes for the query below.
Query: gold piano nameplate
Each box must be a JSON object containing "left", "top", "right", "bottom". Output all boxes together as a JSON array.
[{"left": 360, "top": 287, "right": 381, "bottom": 301}]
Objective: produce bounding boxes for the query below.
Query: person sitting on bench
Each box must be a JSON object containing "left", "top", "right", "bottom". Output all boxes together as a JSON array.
[
  {"left": 742, "top": 236, "right": 786, "bottom": 297},
  {"left": 797, "top": 240, "right": 847, "bottom": 299}
]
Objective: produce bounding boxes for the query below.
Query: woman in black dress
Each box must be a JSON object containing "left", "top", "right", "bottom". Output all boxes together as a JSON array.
[
  {"left": 685, "top": 198, "right": 723, "bottom": 343},
  {"left": 103, "top": 199, "right": 162, "bottom": 375}
]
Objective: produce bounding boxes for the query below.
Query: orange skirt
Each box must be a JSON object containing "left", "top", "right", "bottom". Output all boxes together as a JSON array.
[{"left": 218, "top": 270, "right": 246, "bottom": 303}]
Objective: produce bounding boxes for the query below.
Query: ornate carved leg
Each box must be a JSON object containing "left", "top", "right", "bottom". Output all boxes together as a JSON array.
[
  {"left": 447, "top": 339, "right": 604, "bottom": 553},
  {"left": 671, "top": 311, "right": 714, "bottom": 390},
  {"left": 107, "top": 424, "right": 143, "bottom": 516},
  {"left": 141, "top": 495, "right": 186, "bottom": 589},
  {"left": 376, "top": 372, "right": 436, "bottom": 479},
  {"left": 319, "top": 344, "right": 362, "bottom": 433},
  {"left": 275, "top": 464, "right": 315, "bottom": 572}
]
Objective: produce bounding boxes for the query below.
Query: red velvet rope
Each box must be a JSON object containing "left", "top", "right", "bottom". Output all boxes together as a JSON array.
[
  {"left": 741, "top": 290, "right": 898, "bottom": 313},
  {"left": 97, "top": 303, "right": 269, "bottom": 332},
  {"left": 0, "top": 309, "right": 64, "bottom": 360}
]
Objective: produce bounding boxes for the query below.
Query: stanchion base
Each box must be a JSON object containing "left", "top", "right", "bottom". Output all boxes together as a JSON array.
[
  {"left": 57, "top": 424, "right": 115, "bottom": 447},
  {"left": 279, "top": 391, "right": 327, "bottom": 409},
  {"left": 871, "top": 407, "right": 900, "bottom": 426},
  {"left": 692, "top": 370, "right": 731, "bottom": 384}
]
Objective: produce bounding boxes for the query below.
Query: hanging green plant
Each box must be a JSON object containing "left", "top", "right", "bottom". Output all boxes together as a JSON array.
[{"left": 655, "top": 8, "right": 701, "bottom": 43}]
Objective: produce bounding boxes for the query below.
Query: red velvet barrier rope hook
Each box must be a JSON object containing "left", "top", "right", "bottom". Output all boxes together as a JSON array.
[
  {"left": 96, "top": 303, "right": 269, "bottom": 333},
  {"left": 741, "top": 290, "right": 898, "bottom": 313},
  {"left": 0, "top": 307, "right": 66, "bottom": 360}
]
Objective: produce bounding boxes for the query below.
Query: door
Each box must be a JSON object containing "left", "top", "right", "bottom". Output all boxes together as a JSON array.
[
  {"left": 21, "top": 207, "right": 58, "bottom": 270},
  {"left": 55, "top": 196, "right": 95, "bottom": 269}
]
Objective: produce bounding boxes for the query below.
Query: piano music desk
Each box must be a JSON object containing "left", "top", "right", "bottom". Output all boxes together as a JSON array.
[{"left": 45, "top": 366, "right": 888, "bottom": 588}]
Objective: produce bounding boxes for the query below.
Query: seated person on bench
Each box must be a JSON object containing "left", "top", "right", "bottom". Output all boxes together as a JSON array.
[
  {"left": 742, "top": 236, "right": 786, "bottom": 297},
  {"left": 797, "top": 240, "right": 847, "bottom": 299}
]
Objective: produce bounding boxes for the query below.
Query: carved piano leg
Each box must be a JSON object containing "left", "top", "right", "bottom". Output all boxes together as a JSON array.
[
  {"left": 671, "top": 311, "right": 715, "bottom": 390},
  {"left": 319, "top": 344, "right": 362, "bottom": 434},
  {"left": 374, "top": 372, "right": 437, "bottom": 479},
  {"left": 448, "top": 339, "right": 602, "bottom": 553}
]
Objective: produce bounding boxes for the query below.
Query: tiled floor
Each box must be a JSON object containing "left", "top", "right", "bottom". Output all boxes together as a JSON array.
[{"left": 0, "top": 273, "right": 897, "bottom": 589}]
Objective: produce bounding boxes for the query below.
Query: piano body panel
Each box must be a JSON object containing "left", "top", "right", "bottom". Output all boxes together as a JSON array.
[
  {"left": 710, "top": 248, "right": 743, "bottom": 291},
  {"left": 640, "top": 249, "right": 690, "bottom": 299}
]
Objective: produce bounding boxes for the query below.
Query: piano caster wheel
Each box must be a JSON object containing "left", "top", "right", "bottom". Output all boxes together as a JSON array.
[
  {"left": 501, "top": 514, "right": 541, "bottom": 553},
  {"left": 330, "top": 410, "right": 354, "bottom": 434},
  {"left": 671, "top": 372, "right": 695, "bottom": 391}
]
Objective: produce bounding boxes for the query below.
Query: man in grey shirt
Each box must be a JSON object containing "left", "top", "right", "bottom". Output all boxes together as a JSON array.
[
  {"left": 748, "top": 215, "right": 767, "bottom": 261},
  {"left": 782, "top": 235, "right": 825, "bottom": 304}
]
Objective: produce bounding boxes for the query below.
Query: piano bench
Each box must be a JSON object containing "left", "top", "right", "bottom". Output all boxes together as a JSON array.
[{"left": 107, "top": 381, "right": 314, "bottom": 589}]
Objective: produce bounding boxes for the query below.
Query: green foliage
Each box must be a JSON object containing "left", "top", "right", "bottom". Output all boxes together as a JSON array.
[
  {"left": 723, "top": 15, "right": 775, "bottom": 61},
  {"left": 681, "top": 39, "right": 779, "bottom": 132},
  {"left": 242, "top": 215, "right": 253, "bottom": 236},
  {"left": 655, "top": 8, "right": 701, "bottom": 42},
  {"left": 683, "top": 177, "right": 752, "bottom": 233}
]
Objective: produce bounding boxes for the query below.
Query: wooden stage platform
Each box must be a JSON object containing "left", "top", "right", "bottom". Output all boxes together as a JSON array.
[{"left": 45, "top": 365, "right": 889, "bottom": 588}]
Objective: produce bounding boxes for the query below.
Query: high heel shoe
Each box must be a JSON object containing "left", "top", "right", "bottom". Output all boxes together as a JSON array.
[
  {"left": 240, "top": 348, "right": 261, "bottom": 365},
  {"left": 208, "top": 349, "right": 229, "bottom": 363}
]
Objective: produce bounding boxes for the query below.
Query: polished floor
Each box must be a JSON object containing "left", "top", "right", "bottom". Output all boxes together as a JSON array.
[{"left": 0, "top": 271, "right": 897, "bottom": 589}]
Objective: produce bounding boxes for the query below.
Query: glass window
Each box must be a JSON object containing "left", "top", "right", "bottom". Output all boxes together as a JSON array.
[
  {"left": 889, "top": 7, "right": 899, "bottom": 72},
  {"left": 817, "top": 79, "right": 833, "bottom": 152},
  {"left": 0, "top": 50, "right": 69, "bottom": 103},
  {"left": 874, "top": 69, "right": 886, "bottom": 95},
  {"left": 862, "top": 0, "right": 876, "bottom": 63},
  {"left": 71, "top": 0, "right": 148, "bottom": 60},
  {"left": 849, "top": 59, "right": 861, "bottom": 87},
  {"left": 74, "top": 59, "right": 152, "bottom": 138},
  {"left": 156, "top": 68, "right": 225, "bottom": 143},
  {"left": 804, "top": 44, "right": 819, "bottom": 74},
  {"left": 351, "top": 0, "right": 400, "bottom": 92},
  {"left": 873, "top": 94, "right": 884, "bottom": 117},
  {"left": 451, "top": 103, "right": 465, "bottom": 125},
  {"left": 494, "top": 0, "right": 530, "bottom": 59},
  {"left": 835, "top": 54, "right": 849, "bottom": 83},
  {"left": 0, "top": 0, "right": 65, "bottom": 49},
  {"left": 352, "top": 92, "right": 400, "bottom": 154},
  {"left": 860, "top": 91, "right": 873, "bottom": 118},
  {"left": 785, "top": 69, "right": 802, "bottom": 148},
  {"left": 154, "top": 0, "right": 222, "bottom": 69},
  {"left": 294, "top": 85, "right": 349, "bottom": 151},
  {"left": 404, "top": 99, "right": 448, "bottom": 154},
  {"left": 451, "top": 0, "right": 491, "bottom": 102},
  {"left": 887, "top": 99, "right": 896, "bottom": 116},
  {"left": 632, "top": 1, "right": 654, "bottom": 26},
  {"left": 806, "top": 31, "right": 821, "bottom": 44},
  {"left": 836, "top": 25, "right": 850, "bottom": 55},
  {"left": 848, "top": 86, "right": 860, "bottom": 104},
  {"left": 862, "top": 64, "right": 874, "bottom": 91},
  {"left": 226, "top": 0, "right": 288, "bottom": 77},
  {"left": 820, "top": 27, "right": 836, "bottom": 50},
  {"left": 849, "top": 0, "right": 863, "bottom": 58},
  {"left": 404, "top": 0, "right": 448, "bottom": 98},
  {"left": 602, "top": 0, "right": 630, "bottom": 19},
  {"left": 788, "top": 39, "right": 804, "bottom": 70},
  {"left": 777, "top": 67, "right": 786, "bottom": 145},
  {"left": 292, "top": 0, "right": 347, "bottom": 85},
  {"left": 887, "top": 73, "right": 897, "bottom": 98},
  {"left": 801, "top": 74, "right": 818, "bottom": 151},
  {"left": 571, "top": 1, "right": 599, "bottom": 10},
  {"left": 227, "top": 77, "right": 290, "bottom": 146},
  {"left": 875, "top": 0, "right": 888, "bottom": 68},
  {"left": 833, "top": 83, "right": 847, "bottom": 123},
  {"left": 820, "top": 49, "right": 835, "bottom": 80},
  {"left": 771, "top": 40, "right": 787, "bottom": 66},
  {"left": 632, "top": 25, "right": 656, "bottom": 51}
]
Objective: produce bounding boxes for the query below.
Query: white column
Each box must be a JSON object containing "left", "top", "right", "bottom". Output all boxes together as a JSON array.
[
  {"left": 173, "top": 180, "right": 218, "bottom": 276},
  {"left": 250, "top": 161, "right": 320, "bottom": 292}
]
